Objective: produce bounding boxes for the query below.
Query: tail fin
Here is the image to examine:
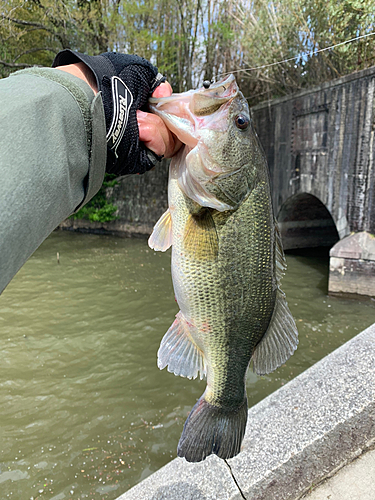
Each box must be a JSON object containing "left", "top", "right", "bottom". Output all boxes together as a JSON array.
[{"left": 177, "top": 396, "right": 248, "bottom": 462}]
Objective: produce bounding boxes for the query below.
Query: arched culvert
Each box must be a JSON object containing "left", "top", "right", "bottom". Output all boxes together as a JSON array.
[{"left": 277, "top": 193, "right": 339, "bottom": 251}]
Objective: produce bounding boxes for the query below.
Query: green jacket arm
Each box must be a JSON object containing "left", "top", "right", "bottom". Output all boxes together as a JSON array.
[{"left": 0, "top": 67, "right": 106, "bottom": 294}]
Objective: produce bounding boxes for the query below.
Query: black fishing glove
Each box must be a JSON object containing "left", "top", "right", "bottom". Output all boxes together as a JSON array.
[{"left": 52, "top": 49, "right": 166, "bottom": 176}]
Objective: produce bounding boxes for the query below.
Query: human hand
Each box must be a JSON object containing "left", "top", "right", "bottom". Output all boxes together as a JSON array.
[
  {"left": 137, "top": 82, "right": 182, "bottom": 159},
  {"left": 53, "top": 49, "right": 176, "bottom": 176}
]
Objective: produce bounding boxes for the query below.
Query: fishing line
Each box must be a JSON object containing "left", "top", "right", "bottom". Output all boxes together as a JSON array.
[
  {"left": 223, "top": 458, "right": 247, "bottom": 499},
  {"left": 216, "top": 31, "right": 375, "bottom": 79}
]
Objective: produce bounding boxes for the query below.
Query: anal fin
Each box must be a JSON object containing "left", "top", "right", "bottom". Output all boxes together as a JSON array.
[{"left": 158, "top": 311, "right": 207, "bottom": 380}]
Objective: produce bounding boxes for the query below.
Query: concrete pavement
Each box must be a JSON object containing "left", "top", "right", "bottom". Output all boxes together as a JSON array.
[
  {"left": 116, "top": 323, "right": 375, "bottom": 500},
  {"left": 302, "top": 447, "right": 375, "bottom": 500}
]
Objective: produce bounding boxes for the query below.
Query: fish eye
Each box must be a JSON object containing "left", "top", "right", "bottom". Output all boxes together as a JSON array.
[{"left": 235, "top": 114, "right": 250, "bottom": 130}]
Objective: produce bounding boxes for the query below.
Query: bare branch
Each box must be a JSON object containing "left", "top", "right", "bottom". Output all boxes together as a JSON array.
[
  {"left": 229, "top": 11, "right": 245, "bottom": 28},
  {"left": 0, "top": 59, "right": 38, "bottom": 68},
  {"left": 13, "top": 47, "right": 56, "bottom": 62},
  {"left": 1, "top": 14, "right": 54, "bottom": 34}
]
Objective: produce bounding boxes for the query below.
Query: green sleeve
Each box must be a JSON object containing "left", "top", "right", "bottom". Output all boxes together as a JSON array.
[{"left": 0, "top": 67, "right": 106, "bottom": 293}]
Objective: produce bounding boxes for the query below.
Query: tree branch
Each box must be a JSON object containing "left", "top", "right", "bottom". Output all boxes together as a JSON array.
[
  {"left": 1, "top": 14, "right": 54, "bottom": 34},
  {"left": 0, "top": 59, "right": 36, "bottom": 68},
  {"left": 13, "top": 47, "right": 56, "bottom": 62}
]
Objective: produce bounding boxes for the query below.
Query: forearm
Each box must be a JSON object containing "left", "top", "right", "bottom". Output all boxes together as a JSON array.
[{"left": 0, "top": 68, "right": 106, "bottom": 293}]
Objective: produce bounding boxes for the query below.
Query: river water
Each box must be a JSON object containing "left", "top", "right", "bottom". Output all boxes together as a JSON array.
[{"left": 1, "top": 231, "right": 374, "bottom": 500}]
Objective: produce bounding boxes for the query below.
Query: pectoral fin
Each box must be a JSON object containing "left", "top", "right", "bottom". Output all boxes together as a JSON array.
[
  {"left": 148, "top": 209, "right": 172, "bottom": 251},
  {"left": 158, "top": 311, "right": 207, "bottom": 380},
  {"left": 183, "top": 209, "right": 219, "bottom": 261}
]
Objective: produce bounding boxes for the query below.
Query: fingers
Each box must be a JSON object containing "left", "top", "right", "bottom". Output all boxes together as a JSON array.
[
  {"left": 152, "top": 81, "right": 173, "bottom": 99},
  {"left": 137, "top": 81, "right": 182, "bottom": 158},
  {"left": 137, "top": 110, "right": 182, "bottom": 158}
]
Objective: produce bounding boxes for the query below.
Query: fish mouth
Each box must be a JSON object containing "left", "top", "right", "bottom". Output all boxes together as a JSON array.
[
  {"left": 195, "top": 74, "right": 237, "bottom": 99},
  {"left": 149, "top": 74, "right": 238, "bottom": 148},
  {"left": 149, "top": 74, "right": 242, "bottom": 211},
  {"left": 189, "top": 75, "right": 237, "bottom": 117},
  {"left": 148, "top": 74, "right": 238, "bottom": 122},
  {"left": 149, "top": 74, "right": 237, "bottom": 105}
]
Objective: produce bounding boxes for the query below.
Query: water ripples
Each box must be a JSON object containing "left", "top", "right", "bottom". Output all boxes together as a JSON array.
[{"left": 0, "top": 233, "right": 374, "bottom": 499}]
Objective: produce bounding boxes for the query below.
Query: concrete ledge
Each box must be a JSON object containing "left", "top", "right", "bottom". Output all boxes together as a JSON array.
[
  {"left": 117, "top": 323, "right": 375, "bottom": 500},
  {"left": 58, "top": 218, "right": 152, "bottom": 239},
  {"left": 329, "top": 232, "right": 375, "bottom": 298},
  {"left": 329, "top": 231, "right": 375, "bottom": 261},
  {"left": 302, "top": 446, "right": 375, "bottom": 499}
]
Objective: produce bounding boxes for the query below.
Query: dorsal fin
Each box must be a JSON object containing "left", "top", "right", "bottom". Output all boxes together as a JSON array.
[
  {"left": 252, "top": 222, "right": 298, "bottom": 375},
  {"left": 252, "top": 289, "right": 299, "bottom": 375},
  {"left": 275, "top": 221, "right": 287, "bottom": 283}
]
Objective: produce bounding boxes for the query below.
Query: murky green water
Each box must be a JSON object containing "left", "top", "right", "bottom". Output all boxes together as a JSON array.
[{"left": 1, "top": 231, "right": 374, "bottom": 500}]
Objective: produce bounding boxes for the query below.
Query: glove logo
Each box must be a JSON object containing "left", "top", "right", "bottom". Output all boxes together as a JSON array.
[{"left": 106, "top": 76, "right": 134, "bottom": 157}]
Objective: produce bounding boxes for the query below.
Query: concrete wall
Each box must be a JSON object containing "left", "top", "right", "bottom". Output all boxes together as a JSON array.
[
  {"left": 252, "top": 66, "right": 375, "bottom": 246},
  {"left": 61, "top": 66, "right": 375, "bottom": 250},
  {"left": 107, "top": 161, "right": 169, "bottom": 234},
  {"left": 60, "top": 160, "right": 170, "bottom": 237},
  {"left": 115, "top": 322, "right": 375, "bottom": 500},
  {"left": 60, "top": 69, "right": 375, "bottom": 295}
]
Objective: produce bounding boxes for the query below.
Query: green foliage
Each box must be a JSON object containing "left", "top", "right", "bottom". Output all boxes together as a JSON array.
[
  {"left": 1, "top": 0, "right": 375, "bottom": 100},
  {"left": 237, "top": 0, "right": 375, "bottom": 103},
  {"left": 71, "top": 174, "right": 118, "bottom": 223}
]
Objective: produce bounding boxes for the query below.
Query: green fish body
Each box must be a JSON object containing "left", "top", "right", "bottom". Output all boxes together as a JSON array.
[{"left": 149, "top": 75, "right": 298, "bottom": 462}]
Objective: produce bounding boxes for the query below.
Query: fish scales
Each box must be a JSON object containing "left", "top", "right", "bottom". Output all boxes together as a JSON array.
[{"left": 148, "top": 75, "right": 298, "bottom": 462}]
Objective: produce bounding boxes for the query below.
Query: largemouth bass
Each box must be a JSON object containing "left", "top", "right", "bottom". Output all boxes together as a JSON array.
[{"left": 148, "top": 75, "right": 298, "bottom": 463}]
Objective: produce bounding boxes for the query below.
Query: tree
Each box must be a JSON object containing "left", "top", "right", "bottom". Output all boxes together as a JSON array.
[
  {"left": 2, "top": 0, "right": 375, "bottom": 101},
  {"left": 0, "top": 0, "right": 122, "bottom": 77},
  {"left": 232, "top": 0, "right": 375, "bottom": 104}
]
